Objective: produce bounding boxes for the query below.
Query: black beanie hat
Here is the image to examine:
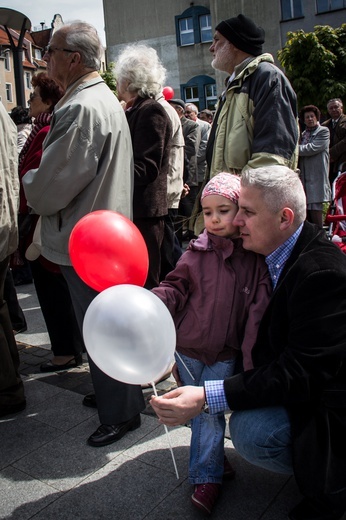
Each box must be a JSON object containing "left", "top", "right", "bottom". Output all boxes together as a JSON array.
[{"left": 215, "top": 14, "right": 265, "bottom": 56}]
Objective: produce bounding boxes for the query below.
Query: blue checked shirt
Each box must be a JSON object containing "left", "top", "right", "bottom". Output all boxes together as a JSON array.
[
  {"left": 204, "top": 225, "right": 303, "bottom": 412},
  {"left": 265, "top": 224, "right": 303, "bottom": 289}
]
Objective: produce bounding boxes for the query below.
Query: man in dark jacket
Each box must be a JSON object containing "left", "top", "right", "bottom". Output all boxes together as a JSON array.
[
  {"left": 169, "top": 98, "right": 201, "bottom": 243},
  {"left": 322, "top": 98, "right": 346, "bottom": 187},
  {"left": 151, "top": 165, "right": 346, "bottom": 520}
]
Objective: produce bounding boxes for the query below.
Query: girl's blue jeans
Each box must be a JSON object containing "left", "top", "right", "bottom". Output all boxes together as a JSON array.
[{"left": 175, "top": 352, "right": 236, "bottom": 484}]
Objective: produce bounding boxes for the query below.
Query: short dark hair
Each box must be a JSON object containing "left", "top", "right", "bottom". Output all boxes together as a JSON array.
[
  {"left": 10, "top": 106, "right": 31, "bottom": 125},
  {"left": 299, "top": 104, "right": 321, "bottom": 121},
  {"left": 31, "top": 72, "right": 64, "bottom": 112}
]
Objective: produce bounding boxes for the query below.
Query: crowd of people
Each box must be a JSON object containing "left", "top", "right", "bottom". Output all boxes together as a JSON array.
[{"left": 1, "top": 12, "right": 346, "bottom": 520}]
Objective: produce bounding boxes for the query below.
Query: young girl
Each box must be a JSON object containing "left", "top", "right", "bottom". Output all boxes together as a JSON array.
[{"left": 152, "top": 172, "right": 271, "bottom": 514}]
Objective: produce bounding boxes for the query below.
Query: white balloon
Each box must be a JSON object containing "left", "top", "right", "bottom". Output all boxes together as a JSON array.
[{"left": 83, "top": 284, "right": 176, "bottom": 385}]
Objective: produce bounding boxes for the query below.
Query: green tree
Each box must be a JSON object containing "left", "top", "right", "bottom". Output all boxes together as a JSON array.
[
  {"left": 277, "top": 24, "right": 346, "bottom": 111},
  {"left": 101, "top": 62, "right": 117, "bottom": 95}
]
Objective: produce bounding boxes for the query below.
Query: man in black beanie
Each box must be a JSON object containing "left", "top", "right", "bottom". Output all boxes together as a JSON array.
[{"left": 204, "top": 13, "right": 298, "bottom": 184}]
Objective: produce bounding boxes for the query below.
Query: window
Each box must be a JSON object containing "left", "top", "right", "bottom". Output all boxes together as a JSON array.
[
  {"left": 175, "top": 6, "right": 212, "bottom": 46},
  {"left": 316, "top": 0, "right": 346, "bottom": 11},
  {"left": 281, "top": 0, "right": 303, "bottom": 19},
  {"left": 181, "top": 75, "right": 216, "bottom": 111},
  {"left": 199, "top": 14, "right": 212, "bottom": 43},
  {"left": 25, "top": 72, "right": 31, "bottom": 89},
  {"left": 4, "top": 52, "right": 10, "bottom": 71},
  {"left": 179, "top": 17, "right": 194, "bottom": 46},
  {"left": 184, "top": 86, "right": 199, "bottom": 107},
  {"left": 205, "top": 84, "right": 217, "bottom": 110},
  {"left": 6, "top": 83, "right": 13, "bottom": 103}
]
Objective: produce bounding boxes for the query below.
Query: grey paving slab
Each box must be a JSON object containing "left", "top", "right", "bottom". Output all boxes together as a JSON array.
[
  {"left": 0, "top": 415, "right": 63, "bottom": 470},
  {"left": 27, "top": 387, "right": 97, "bottom": 432},
  {"left": 0, "top": 466, "right": 63, "bottom": 520},
  {"left": 124, "top": 422, "right": 191, "bottom": 478},
  {"left": 27, "top": 455, "right": 187, "bottom": 520},
  {"left": 20, "top": 376, "right": 65, "bottom": 405},
  {"left": 11, "top": 431, "right": 116, "bottom": 492},
  {"left": 11, "top": 412, "right": 161, "bottom": 492}
]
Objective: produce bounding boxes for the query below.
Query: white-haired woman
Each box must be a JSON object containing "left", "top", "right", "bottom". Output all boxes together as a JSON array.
[{"left": 116, "top": 44, "right": 172, "bottom": 288}]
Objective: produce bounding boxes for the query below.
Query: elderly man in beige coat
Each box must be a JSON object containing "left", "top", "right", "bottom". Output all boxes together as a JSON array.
[{"left": 0, "top": 102, "right": 26, "bottom": 418}]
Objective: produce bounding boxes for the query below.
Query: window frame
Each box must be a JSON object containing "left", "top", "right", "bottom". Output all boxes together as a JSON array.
[
  {"left": 6, "top": 83, "right": 13, "bottom": 103},
  {"left": 316, "top": 0, "right": 346, "bottom": 12},
  {"left": 281, "top": 0, "right": 304, "bottom": 20},
  {"left": 179, "top": 17, "right": 195, "bottom": 46},
  {"left": 180, "top": 75, "right": 216, "bottom": 111},
  {"left": 4, "top": 52, "right": 11, "bottom": 71},
  {"left": 175, "top": 6, "right": 212, "bottom": 47},
  {"left": 199, "top": 14, "right": 212, "bottom": 43}
]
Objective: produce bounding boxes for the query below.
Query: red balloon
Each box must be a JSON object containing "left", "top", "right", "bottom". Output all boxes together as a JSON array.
[
  {"left": 162, "top": 86, "right": 174, "bottom": 101},
  {"left": 69, "top": 210, "right": 149, "bottom": 292}
]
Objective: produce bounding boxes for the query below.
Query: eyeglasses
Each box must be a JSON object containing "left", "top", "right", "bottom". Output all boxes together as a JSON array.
[{"left": 44, "top": 45, "right": 76, "bottom": 55}]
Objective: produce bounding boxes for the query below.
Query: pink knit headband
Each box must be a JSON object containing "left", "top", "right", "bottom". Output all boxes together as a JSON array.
[{"left": 201, "top": 172, "right": 240, "bottom": 205}]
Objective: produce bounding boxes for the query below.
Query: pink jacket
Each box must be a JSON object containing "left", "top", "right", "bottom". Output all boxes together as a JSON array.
[{"left": 152, "top": 230, "right": 272, "bottom": 368}]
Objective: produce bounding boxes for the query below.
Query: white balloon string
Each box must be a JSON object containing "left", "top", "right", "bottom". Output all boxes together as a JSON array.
[
  {"left": 175, "top": 352, "right": 195, "bottom": 381},
  {"left": 151, "top": 381, "right": 179, "bottom": 479}
]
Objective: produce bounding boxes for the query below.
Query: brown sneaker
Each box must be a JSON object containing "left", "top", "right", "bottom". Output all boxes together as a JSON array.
[{"left": 191, "top": 483, "right": 221, "bottom": 515}]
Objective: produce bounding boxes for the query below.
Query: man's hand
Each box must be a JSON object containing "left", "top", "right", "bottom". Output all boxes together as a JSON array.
[
  {"left": 181, "top": 183, "right": 190, "bottom": 199},
  {"left": 150, "top": 386, "right": 205, "bottom": 426}
]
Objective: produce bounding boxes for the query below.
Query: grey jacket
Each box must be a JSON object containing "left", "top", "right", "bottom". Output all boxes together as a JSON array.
[
  {"left": 299, "top": 125, "right": 331, "bottom": 204},
  {"left": 23, "top": 76, "right": 134, "bottom": 266},
  {"left": 156, "top": 94, "right": 184, "bottom": 209},
  {"left": 0, "top": 102, "right": 19, "bottom": 261}
]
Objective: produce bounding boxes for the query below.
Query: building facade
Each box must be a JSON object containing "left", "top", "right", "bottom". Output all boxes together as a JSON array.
[
  {"left": 104, "top": 0, "right": 346, "bottom": 110},
  {"left": 0, "top": 14, "right": 106, "bottom": 112}
]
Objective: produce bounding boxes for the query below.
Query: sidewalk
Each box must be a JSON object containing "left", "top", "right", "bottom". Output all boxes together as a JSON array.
[{"left": 0, "top": 282, "right": 302, "bottom": 520}]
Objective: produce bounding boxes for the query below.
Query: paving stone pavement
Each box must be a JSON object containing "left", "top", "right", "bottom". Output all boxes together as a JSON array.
[{"left": 0, "top": 282, "right": 311, "bottom": 520}]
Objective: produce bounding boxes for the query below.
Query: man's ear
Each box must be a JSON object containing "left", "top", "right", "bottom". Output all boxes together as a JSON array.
[
  {"left": 279, "top": 207, "right": 294, "bottom": 230},
  {"left": 70, "top": 51, "right": 81, "bottom": 64}
]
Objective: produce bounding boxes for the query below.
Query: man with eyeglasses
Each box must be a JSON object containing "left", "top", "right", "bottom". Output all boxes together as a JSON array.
[
  {"left": 322, "top": 98, "right": 346, "bottom": 187},
  {"left": 23, "top": 22, "right": 145, "bottom": 447}
]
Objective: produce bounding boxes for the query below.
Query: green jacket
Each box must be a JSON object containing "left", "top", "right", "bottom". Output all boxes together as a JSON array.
[{"left": 209, "top": 54, "right": 299, "bottom": 177}]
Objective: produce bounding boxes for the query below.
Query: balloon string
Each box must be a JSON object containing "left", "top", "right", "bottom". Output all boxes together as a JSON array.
[
  {"left": 175, "top": 352, "right": 195, "bottom": 381},
  {"left": 151, "top": 381, "right": 179, "bottom": 480}
]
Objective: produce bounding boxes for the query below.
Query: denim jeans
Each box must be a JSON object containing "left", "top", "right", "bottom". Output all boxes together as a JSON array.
[
  {"left": 175, "top": 352, "right": 236, "bottom": 484},
  {"left": 229, "top": 406, "right": 293, "bottom": 475}
]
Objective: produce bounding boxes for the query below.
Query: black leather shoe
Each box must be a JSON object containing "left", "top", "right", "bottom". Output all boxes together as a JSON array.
[
  {"left": 40, "top": 355, "right": 83, "bottom": 373},
  {"left": 83, "top": 393, "right": 97, "bottom": 408},
  {"left": 87, "top": 415, "right": 141, "bottom": 447},
  {"left": 289, "top": 498, "right": 345, "bottom": 520}
]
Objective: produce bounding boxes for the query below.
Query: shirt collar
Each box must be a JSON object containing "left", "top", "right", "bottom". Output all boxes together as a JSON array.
[{"left": 265, "top": 224, "right": 303, "bottom": 288}]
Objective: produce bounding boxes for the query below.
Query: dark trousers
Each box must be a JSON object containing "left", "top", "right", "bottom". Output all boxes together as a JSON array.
[
  {"left": 4, "top": 268, "right": 27, "bottom": 331},
  {"left": 60, "top": 265, "right": 145, "bottom": 425},
  {"left": 134, "top": 216, "right": 165, "bottom": 289},
  {"left": 0, "top": 256, "right": 25, "bottom": 408},
  {"left": 160, "top": 209, "right": 182, "bottom": 281},
  {"left": 176, "top": 186, "right": 199, "bottom": 245},
  {"left": 30, "top": 260, "right": 84, "bottom": 357}
]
